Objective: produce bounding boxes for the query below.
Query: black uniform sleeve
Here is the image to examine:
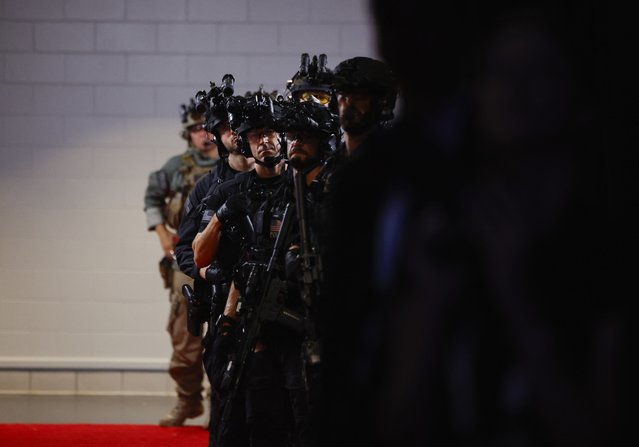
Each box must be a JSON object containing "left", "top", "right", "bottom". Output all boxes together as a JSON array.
[
  {"left": 174, "top": 170, "right": 215, "bottom": 278},
  {"left": 198, "top": 185, "right": 227, "bottom": 233}
]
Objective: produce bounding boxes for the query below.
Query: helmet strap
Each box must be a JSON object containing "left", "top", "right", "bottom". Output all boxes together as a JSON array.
[{"left": 254, "top": 154, "right": 283, "bottom": 168}]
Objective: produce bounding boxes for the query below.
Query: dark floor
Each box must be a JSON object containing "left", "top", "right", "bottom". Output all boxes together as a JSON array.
[{"left": 0, "top": 395, "right": 208, "bottom": 426}]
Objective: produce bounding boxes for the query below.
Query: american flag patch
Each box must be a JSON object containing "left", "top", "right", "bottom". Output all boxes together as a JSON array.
[
  {"left": 202, "top": 209, "right": 214, "bottom": 225},
  {"left": 270, "top": 219, "right": 282, "bottom": 238}
]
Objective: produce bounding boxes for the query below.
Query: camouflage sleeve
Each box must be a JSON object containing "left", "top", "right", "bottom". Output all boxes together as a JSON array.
[
  {"left": 143, "top": 153, "right": 184, "bottom": 231},
  {"left": 182, "top": 169, "right": 215, "bottom": 219}
]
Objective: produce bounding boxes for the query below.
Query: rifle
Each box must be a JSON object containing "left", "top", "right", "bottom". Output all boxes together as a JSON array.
[
  {"left": 216, "top": 202, "right": 305, "bottom": 440},
  {"left": 292, "top": 169, "right": 322, "bottom": 393}
]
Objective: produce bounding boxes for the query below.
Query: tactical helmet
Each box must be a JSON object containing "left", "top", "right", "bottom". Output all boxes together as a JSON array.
[
  {"left": 179, "top": 98, "right": 205, "bottom": 141},
  {"left": 234, "top": 88, "right": 285, "bottom": 159},
  {"left": 235, "top": 89, "right": 282, "bottom": 136},
  {"left": 333, "top": 56, "right": 398, "bottom": 122},
  {"left": 285, "top": 53, "right": 335, "bottom": 108},
  {"left": 278, "top": 100, "right": 339, "bottom": 136},
  {"left": 192, "top": 74, "right": 237, "bottom": 155},
  {"left": 278, "top": 100, "right": 341, "bottom": 158},
  {"left": 226, "top": 95, "right": 248, "bottom": 135},
  {"left": 204, "top": 74, "right": 235, "bottom": 130},
  {"left": 205, "top": 98, "right": 228, "bottom": 133},
  {"left": 204, "top": 97, "right": 233, "bottom": 157}
]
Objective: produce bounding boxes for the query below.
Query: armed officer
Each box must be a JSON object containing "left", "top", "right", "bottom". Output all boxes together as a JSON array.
[
  {"left": 143, "top": 99, "right": 217, "bottom": 427},
  {"left": 175, "top": 76, "right": 254, "bottom": 282},
  {"left": 285, "top": 52, "right": 342, "bottom": 155},
  {"left": 320, "top": 56, "right": 399, "bottom": 446},
  {"left": 193, "top": 90, "right": 303, "bottom": 447},
  {"left": 278, "top": 99, "right": 342, "bottom": 446},
  {"left": 173, "top": 78, "right": 255, "bottom": 446}
]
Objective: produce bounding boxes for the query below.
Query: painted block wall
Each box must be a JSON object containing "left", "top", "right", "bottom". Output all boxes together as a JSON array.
[{"left": 0, "top": 0, "right": 377, "bottom": 373}]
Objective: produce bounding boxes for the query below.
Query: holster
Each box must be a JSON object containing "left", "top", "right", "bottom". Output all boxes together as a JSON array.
[
  {"left": 165, "top": 191, "right": 185, "bottom": 230},
  {"left": 158, "top": 256, "right": 173, "bottom": 289}
]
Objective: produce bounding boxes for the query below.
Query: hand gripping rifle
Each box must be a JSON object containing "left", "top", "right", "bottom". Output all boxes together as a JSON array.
[
  {"left": 217, "top": 202, "right": 305, "bottom": 439},
  {"left": 292, "top": 169, "right": 322, "bottom": 393}
]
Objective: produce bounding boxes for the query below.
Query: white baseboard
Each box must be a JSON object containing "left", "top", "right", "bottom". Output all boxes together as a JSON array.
[
  {"left": 0, "top": 356, "right": 168, "bottom": 371},
  {"left": 0, "top": 389, "right": 174, "bottom": 397}
]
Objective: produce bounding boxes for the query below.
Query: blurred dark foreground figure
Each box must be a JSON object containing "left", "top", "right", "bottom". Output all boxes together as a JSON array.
[{"left": 321, "top": 2, "right": 635, "bottom": 446}]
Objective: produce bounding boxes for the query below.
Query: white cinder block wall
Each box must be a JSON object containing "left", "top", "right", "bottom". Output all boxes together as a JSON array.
[{"left": 0, "top": 0, "right": 377, "bottom": 394}]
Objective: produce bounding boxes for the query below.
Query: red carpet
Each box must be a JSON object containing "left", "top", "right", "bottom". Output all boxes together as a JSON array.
[{"left": 0, "top": 424, "right": 208, "bottom": 447}]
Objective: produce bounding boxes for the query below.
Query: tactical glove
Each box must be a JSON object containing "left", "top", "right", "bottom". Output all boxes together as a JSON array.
[{"left": 216, "top": 193, "right": 249, "bottom": 225}]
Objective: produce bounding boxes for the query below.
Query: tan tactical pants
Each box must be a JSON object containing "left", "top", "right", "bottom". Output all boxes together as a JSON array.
[{"left": 167, "top": 269, "right": 204, "bottom": 402}]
